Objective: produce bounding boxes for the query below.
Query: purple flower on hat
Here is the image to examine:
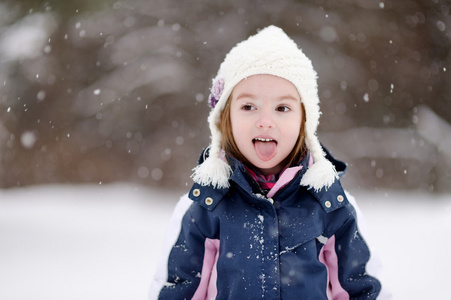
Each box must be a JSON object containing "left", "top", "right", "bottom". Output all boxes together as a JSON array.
[{"left": 208, "top": 77, "right": 224, "bottom": 109}]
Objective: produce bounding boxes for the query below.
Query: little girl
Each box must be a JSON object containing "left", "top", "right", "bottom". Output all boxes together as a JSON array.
[{"left": 150, "top": 25, "right": 383, "bottom": 299}]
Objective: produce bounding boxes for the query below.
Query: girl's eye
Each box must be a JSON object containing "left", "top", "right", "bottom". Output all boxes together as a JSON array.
[
  {"left": 241, "top": 104, "right": 255, "bottom": 111},
  {"left": 276, "top": 105, "right": 290, "bottom": 112}
]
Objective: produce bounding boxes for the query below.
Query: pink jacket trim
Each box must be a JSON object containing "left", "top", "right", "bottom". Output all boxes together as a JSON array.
[
  {"left": 192, "top": 238, "right": 219, "bottom": 300},
  {"left": 267, "top": 153, "right": 313, "bottom": 198},
  {"left": 267, "top": 166, "right": 303, "bottom": 198},
  {"left": 318, "top": 235, "right": 350, "bottom": 299}
]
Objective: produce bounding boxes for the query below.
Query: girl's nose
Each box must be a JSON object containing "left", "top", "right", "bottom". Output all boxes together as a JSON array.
[{"left": 256, "top": 111, "right": 275, "bottom": 129}]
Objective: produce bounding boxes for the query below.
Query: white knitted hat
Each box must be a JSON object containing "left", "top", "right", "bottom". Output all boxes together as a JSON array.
[{"left": 192, "top": 25, "right": 338, "bottom": 191}]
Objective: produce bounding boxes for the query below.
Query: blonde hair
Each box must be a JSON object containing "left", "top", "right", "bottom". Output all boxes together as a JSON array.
[{"left": 219, "top": 95, "right": 307, "bottom": 169}]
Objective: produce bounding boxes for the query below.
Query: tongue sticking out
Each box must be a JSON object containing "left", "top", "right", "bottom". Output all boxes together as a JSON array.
[{"left": 254, "top": 140, "right": 277, "bottom": 161}]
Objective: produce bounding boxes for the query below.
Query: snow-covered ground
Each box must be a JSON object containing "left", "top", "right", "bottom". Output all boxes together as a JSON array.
[{"left": 0, "top": 184, "right": 449, "bottom": 299}]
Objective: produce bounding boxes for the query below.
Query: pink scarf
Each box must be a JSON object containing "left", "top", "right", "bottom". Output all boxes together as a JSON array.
[{"left": 245, "top": 166, "right": 286, "bottom": 191}]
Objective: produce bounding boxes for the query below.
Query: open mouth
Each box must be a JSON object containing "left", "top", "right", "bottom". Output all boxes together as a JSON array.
[
  {"left": 253, "top": 138, "right": 275, "bottom": 143},
  {"left": 253, "top": 138, "right": 277, "bottom": 161}
]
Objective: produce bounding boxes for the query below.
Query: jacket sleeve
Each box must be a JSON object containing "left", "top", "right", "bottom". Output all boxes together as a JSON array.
[
  {"left": 333, "top": 199, "right": 382, "bottom": 299},
  {"left": 345, "top": 192, "right": 392, "bottom": 299},
  {"left": 148, "top": 194, "right": 207, "bottom": 300}
]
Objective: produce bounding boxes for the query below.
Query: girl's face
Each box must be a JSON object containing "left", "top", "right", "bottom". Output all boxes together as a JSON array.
[{"left": 230, "top": 74, "right": 302, "bottom": 175}]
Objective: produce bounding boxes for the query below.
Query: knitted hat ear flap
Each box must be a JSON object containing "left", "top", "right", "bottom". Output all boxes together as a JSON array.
[
  {"left": 300, "top": 133, "right": 338, "bottom": 192},
  {"left": 191, "top": 100, "right": 232, "bottom": 188},
  {"left": 191, "top": 155, "right": 231, "bottom": 188}
]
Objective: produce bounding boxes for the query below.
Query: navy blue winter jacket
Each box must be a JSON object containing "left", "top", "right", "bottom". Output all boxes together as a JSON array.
[{"left": 154, "top": 148, "right": 381, "bottom": 299}]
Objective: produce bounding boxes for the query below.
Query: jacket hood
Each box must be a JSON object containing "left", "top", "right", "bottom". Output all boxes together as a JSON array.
[{"left": 189, "top": 145, "right": 349, "bottom": 216}]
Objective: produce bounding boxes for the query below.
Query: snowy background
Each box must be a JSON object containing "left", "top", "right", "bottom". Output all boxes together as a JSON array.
[
  {"left": 1, "top": 0, "right": 450, "bottom": 192},
  {"left": 1, "top": 1, "right": 451, "bottom": 299},
  {"left": 1, "top": 183, "right": 450, "bottom": 300}
]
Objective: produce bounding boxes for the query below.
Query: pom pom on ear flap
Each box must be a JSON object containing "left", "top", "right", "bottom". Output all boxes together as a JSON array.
[
  {"left": 192, "top": 107, "right": 231, "bottom": 188},
  {"left": 192, "top": 157, "right": 232, "bottom": 189},
  {"left": 300, "top": 158, "right": 338, "bottom": 192}
]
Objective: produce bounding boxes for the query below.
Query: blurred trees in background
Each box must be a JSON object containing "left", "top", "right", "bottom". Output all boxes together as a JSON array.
[{"left": 0, "top": 0, "right": 450, "bottom": 192}]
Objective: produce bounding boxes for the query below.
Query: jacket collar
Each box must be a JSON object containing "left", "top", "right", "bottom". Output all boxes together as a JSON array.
[{"left": 189, "top": 145, "right": 348, "bottom": 212}]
